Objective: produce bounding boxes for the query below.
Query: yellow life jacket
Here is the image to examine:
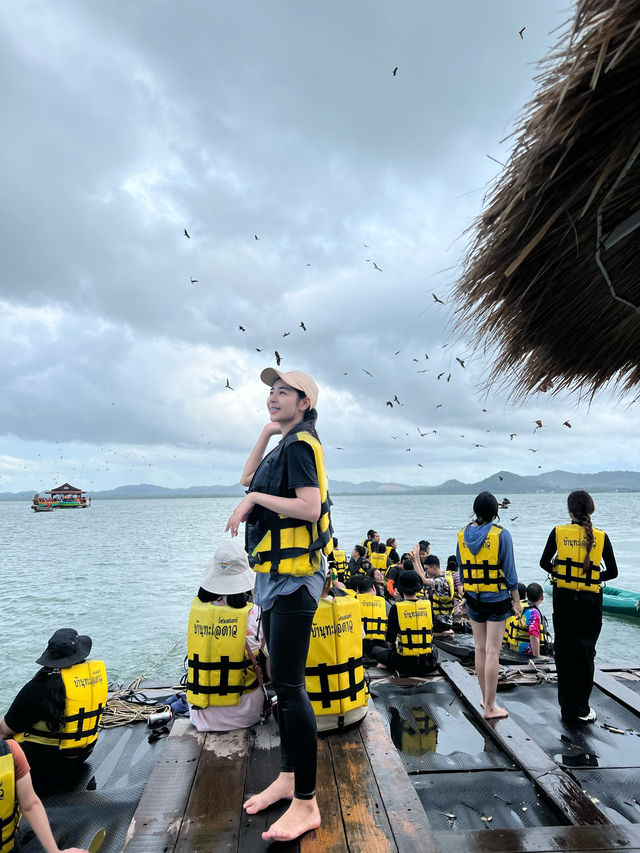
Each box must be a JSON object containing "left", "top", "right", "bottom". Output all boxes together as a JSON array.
[
  {"left": 331, "top": 549, "right": 348, "bottom": 571},
  {"left": 457, "top": 526, "right": 507, "bottom": 593},
  {"left": 0, "top": 742, "right": 19, "bottom": 853},
  {"left": 551, "top": 524, "right": 605, "bottom": 592},
  {"left": 249, "top": 432, "right": 333, "bottom": 577},
  {"left": 186, "top": 599, "right": 257, "bottom": 707},
  {"left": 18, "top": 661, "right": 107, "bottom": 750},
  {"left": 504, "top": 604, "right": 552, "bottom": 652},
  {"left": 370, "top": 552, "right": 387, "bottom": 571},
  {"left": 357, "top": 594, "right": 387, "bottom": 641},
  {"left": 305, "top": 596, "right": 367, "bottom": 717},
  {"left": 396, "top": 600, "right": 433, "bottom": 656},
  {"left": 431, "top": 572, "right": 455, "bottom": 618}
]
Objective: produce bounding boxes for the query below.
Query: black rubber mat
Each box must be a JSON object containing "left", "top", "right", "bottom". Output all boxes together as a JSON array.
[
  {"left": 615, "top": 676, "right": 640, "bottom": 695},
  {"left": 21, "top": 721, "right": 169, "bottom": 853},
  {"left": 499, "top": 682, "right": 640, "bottom": 769},
  {"left": 573, "top": 768, "right": 640, "bottom": 824},
  {"left": 371, "top": 681, "right": 512, "bottom": 772},
  {"left": 415, "top": 769, "right": 568, "bottom": 831}
]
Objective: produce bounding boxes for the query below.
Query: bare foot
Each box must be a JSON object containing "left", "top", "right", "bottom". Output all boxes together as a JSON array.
[
  {"left": 262, "top": 797, "right": 321, "bottom": 842},
  {"left": 243, "top": 772, "right": 294, "bottom": 814},
  {"left": 483, "top": 705, "right": 509, "bottom": 719}
]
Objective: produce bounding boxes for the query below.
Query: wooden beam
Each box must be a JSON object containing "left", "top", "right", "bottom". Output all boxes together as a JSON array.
[
  {"left": 122, "top": 719, "right": 204, "bottom": 853},
  {"left": 175, "top": 728, "right": 250, "bottom": 852},
  {"left": 593, "top": 667, "right": 640, "bottom": 716},
  {"left": 360, "top": 707, "right": 440, "bottom": 853},
  {"left": 439, "top": 661, "right": 609, "bottom": 826}
]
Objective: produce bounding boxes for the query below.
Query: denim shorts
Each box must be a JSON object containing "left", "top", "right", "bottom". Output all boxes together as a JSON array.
[{"left": 465, "top": 596, "right": 512, "bottom": 624}]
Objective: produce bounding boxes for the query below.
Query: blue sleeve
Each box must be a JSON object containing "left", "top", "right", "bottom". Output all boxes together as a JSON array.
[{"left": 498, "top": 528, "right": 518, "bottom": 591}]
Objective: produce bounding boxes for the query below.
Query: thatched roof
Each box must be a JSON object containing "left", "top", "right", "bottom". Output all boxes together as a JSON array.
[
  {"left": 454, "top": 0, "right": 640, "bottom": 400},
  {"left": 47, "top": 483, "right": 86, "bottom": 495}
]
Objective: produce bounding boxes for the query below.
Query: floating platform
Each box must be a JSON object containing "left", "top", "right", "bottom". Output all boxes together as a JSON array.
[{"left": 23, "top": 664, "right": 640, "bottom": 852}]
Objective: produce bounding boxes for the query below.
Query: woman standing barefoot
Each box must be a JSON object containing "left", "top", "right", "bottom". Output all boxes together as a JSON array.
[
  {"left": 226, "top": 367, "right": 332, "bottom": 842},
  {"left": 456, "top": 492, "right": 521, "bottom": 719},
  {"left": 539, "top": 490, "right": 618, "bottom": 724}
]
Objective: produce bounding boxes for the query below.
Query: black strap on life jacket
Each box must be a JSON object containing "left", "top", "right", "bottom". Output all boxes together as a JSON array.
[
  {"left": 0, "top": 741, "right": 18, "bottom": 845},
  {"left": 187, "top": 654, "right": 258, "bottom": 695},
  {"left": 551, "top": 556, "right": 600, "bottom": 589},
  {"left": 361, "top": 615, "right": 386, "bottom": 636},
  {"left": 25, "top": 703, "right": 105, "bottom": 743},
  {"left": 461, "top": 560, "right": 507, "bottom": 589},
  {"left": 398, "top": 625, "right": 432, "bottom": 653},
  {"left": 305, "top": 656, "right": 364, "bottom": 709}
]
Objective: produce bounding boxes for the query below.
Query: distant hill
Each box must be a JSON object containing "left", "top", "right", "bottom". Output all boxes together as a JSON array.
[{"left": 3, "top": 469, "right": 640, "bottom": 500}]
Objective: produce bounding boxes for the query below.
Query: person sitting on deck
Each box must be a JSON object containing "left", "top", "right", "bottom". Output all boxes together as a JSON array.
[
  {"left": 369, "top": 541, "right": 391, "bottom": 573},
  {"left": 423, "top": 555, "right": 455, "bottom": 638},
  {"left": 0, "top": 629, "right": 107, "bottom": 797},
  {"left": 384, "top": 556, "right": 413, "bottom": 601},
  {"left": 370, "top": 571, "right": 438, "bottom": 676},
  {"left": 356, "top": 575, "right": 390, "bottom": 660},
  {"left": 186, "top": 541, "right": 265, "bottom": 732},
  {"left": 0, "top": 737, "right": 89, "bottom": 853},
  {"left": 504, "top": 582, "right": 553, "bottom": 657},
  {"left": 305, "top": 569, "right": 368, "bottom": 732},
  {"left": 347, "top": 544, "right": 371, "bottom": 578},
  {"left": 328, "top": 537, "right": 349, "bottom": 583}
]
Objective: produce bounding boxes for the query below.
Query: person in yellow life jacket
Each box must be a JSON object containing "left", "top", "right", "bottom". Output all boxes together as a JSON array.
[
  {"left": 305, "top": 571, "right": 368, "bottom": 732},
  {"left": 504, "top": 583, "right": 553, "bottom": 657},
  {"left": 0, "top": 738, "right": 89, "bottom": 853},
  {"left": 456, "top": 492, "right": 521, "bottom": 720},
  {"left": 328, "top": 537, "right": 348, "bottom": 583},
  {"left": 370, "top": 571, "right": 438, "bottom": 676},
  {"left": 539, "top": 490, "right": 618, "bottom": 725},
  {"left": 347, "top": 545, "right": 371, "bottom": 578},
  {"left": 226, "top": 367, "right": 332, "bottom": 842},
  {"left": 385, "top": 538, "right": 400, "bottom": 565},
  {"left": 369, "top": 541, "right": 390, "bottom": 572},
  {"left": 423, "top": 555, "right": 455, "bottom": 638},
  {"left": 0, "top": 629, "right": 107, "bottom": 797},
  {"left": 187, "top": 540, "right": 265, "bottom": 732},
  {"left": 353, "top": 575, "right": 390, "bottom": 659}
]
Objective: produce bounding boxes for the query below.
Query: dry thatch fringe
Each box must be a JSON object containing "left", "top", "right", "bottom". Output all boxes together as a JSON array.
[{"left": 454, "top": 0, "right": 640, "bottom": 402}]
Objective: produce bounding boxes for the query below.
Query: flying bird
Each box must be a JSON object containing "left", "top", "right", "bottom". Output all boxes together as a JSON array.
[
  {"left": 190, "top": 277, "right": 198, "bottom": 284},
  {"left": 335, "top": 447, "right": 344, "bottom": 450},
  {"left": 373, "top": 262, "right": 382, "bottom": 272},
  {"left": 300, "top": 321, "right": 307, "bottom": 331},
  {"left": 393, "top": 66, "right": 398, "bottom": 76},
  {"left": 510, "top": 433, "right": 517, "bottom": 440},
  {"left": 282, "top": 331, "right": 290, "bottom": 337},
  {"left": 534, "top": 419, "right": 543, "bottom": 432},
  {"left": 418, "top": 463, "right": 423, "bottom": 468},
  {"left": 255, "top": 348, "right": 263, "bottom": 352},
  {"left": 416, "top": 369, "right": 428, "bottom": 373},
  {"left": 435, "top": 403, "right": 442, "bottom": 409},
  {"left": 362, "top": 369, "right": 373, "bottom": 377},
  {"left": 437, "top": 372, "right": 445, "bottom": 380},
  {"left": 386, "top": 401, "right": 393, "bottom": 407},
  {"left": 254, "top": 234, "right": 259, "bottom": 240},
  {"left": 432, "top": 293, "right": 445, "bottom": 304},
  {"left": 519, "top": 26, "right": 526, "bottom": 38},
  {"left": 363, "top": 243, "right": 369, "bottom": 248},
  {"left": 393, "top": 395, "right": 401, "bottom": 404},
  {"left": 275, "top": 351, "right": 282, "bottom": 366},
  {"left": 456, "top": 357, "right": 466, "bottom": 368},
  {"left": 510, "top": 516, "right": 519, "bottom": 521},
  {"left": 184, "top": 229, "right": 190, "bottom": 238},
  {"left": 418, "top": 427, "right": 427, "bottom": 436},
  {"left": 563, "top": 420, "right": 572, "bottom": 428},
  {"left": 238, "top": 325, "right": 246, "bottom": 331},
  {"left": 446, "top": 373, "right": 451, "bottom": 382},
  {"left": 498, "top": 475, "right": 503, "bottom": 481},
  {"left": 473, "top": 443, "right": 486, "bottom": 448},
  {"left": 394, "top": 350, "right": 401, "bottom": 355},
  {"left": 405, "top": 448, "right": 411, "bottom": 452},
  {"left": 225, "top": 379, "right": 234, "bottom": 390},
  {"left": 413, "top": 358, "right": 419, "bottom": 363},
  {"left": 529, "top": 448, "right": 538, "bottom": 453}
]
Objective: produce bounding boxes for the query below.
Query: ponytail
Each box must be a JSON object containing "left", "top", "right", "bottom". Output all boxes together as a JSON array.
[
  {"left": 567, "top": 489, "right": 596, "bottom": 570},
  {"left": 301, "top": 406, "right": 320, "bottom": 439}
]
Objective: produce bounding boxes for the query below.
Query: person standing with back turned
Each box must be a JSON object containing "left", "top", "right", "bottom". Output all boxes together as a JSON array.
[
  {"left": 226, "top": 367, "right": 333, "bottom": 842},
  {"left": 539, "top": 490, "right": 618, "bottom": 724}
]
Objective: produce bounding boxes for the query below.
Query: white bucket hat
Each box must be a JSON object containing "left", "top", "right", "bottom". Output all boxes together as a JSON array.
[{"left": 200, "top": 540, "right": 255, "bottom": 595}]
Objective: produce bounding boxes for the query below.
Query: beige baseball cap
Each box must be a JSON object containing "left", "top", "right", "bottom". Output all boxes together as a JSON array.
[{"left": 260, "top": 368, "right": 318, "bottom": 408}]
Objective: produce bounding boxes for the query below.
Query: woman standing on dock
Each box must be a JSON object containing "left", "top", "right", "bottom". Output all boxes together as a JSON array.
[
  {"left": 457, "top": 492, "right": 521, "bottom": 719},
  {"left": 226, "top": 367, "right": 333, "bottom": 843},
  {"left": 539, "top": 490, "right": 618, "bottom": 724}
]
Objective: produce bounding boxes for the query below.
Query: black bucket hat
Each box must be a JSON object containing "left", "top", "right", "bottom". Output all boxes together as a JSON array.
[{"left": 36, "top": 628, "right": 92, "bottom": 669}]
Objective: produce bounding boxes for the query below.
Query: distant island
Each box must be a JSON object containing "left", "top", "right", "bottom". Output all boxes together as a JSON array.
[{"left": 3, "top": 469, "right": 640, "bottom": 500}]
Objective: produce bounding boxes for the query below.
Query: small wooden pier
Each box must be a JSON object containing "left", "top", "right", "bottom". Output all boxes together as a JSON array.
[{"left": 122, "top": 662, "right": 640, "bottom": 853}]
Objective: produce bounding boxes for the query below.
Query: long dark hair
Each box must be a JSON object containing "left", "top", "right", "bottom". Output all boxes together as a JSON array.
[
  {"left": 567, "top": 490, "right": 596, "bottom": 569},
  {"left": 33, "top": 668, "right": 67, "bottom": 731},
  {"left": 197, "top": 587, "right": 250, "bottom": 608},
  {"left": 472, "top": 491, "right": 499, "bottom": 524}
]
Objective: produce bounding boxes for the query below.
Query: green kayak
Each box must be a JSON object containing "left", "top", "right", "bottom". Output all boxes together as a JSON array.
[{"left": 602, "top": 586, "right": 640, "bottom": 618}]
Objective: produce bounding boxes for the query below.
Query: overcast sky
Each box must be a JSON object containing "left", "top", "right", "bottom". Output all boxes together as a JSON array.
[{"left": 2, "top": 0, "right": 638, "bottom": 494}]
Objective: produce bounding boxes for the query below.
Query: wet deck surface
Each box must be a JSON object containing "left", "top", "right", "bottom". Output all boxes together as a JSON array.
[{"left": 123, "top": 664, "right": 640, "bottom": 852}]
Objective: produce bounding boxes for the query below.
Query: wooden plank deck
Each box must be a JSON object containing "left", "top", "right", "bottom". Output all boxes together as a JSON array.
[{"left": 123, "top": 704, "right": 435, "bottom": 853}]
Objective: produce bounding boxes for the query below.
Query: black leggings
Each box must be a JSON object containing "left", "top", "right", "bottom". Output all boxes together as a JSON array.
[{"left": 261, "top": 584, "right": 318, "bottom": 799}]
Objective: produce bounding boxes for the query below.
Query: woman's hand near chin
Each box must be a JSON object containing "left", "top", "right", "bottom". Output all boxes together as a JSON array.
[
  {"left": 263, "top": 422, "right": 281, "bottom": 437},
  {"left": 226, "top": 495, "right": 255, "bottom": 537}
]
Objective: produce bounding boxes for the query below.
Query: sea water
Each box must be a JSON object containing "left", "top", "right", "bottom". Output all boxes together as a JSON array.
[{"left": 2, "top": 493, "right": 639, "bottom": 712}]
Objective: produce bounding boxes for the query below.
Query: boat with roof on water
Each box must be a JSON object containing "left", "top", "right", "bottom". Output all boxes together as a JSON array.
[{"left": 31, "top": 482, "right": 91, "bottom": 511}]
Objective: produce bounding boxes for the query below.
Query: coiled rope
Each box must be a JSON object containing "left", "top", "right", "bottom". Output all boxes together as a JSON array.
[{"left": 101, "top": 632, "right": 186, "bottom": 728}]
